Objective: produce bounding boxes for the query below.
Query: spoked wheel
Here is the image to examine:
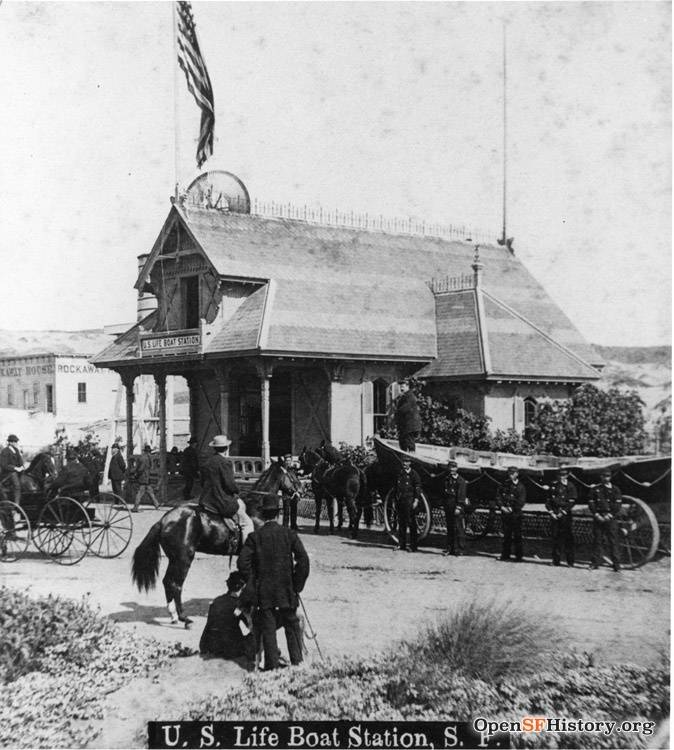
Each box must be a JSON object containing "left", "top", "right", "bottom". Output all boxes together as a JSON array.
[
  {"left": 34, "top": 496, "right": 92, "bottom": 565},
  {"left": 464, "top": 505, "right": 494, "bottom": 541},
  {"left": 615, "top": 495, "right": 660, "bottom": 569},
  {"left": 383, "top": 489, "right": 432, "bottom": 544},
  {"left": 84, "top": 491, "right": 133, "bottom": 558},
  {"left": 0, "top": 500, "right": 31, "bottom": 562}
]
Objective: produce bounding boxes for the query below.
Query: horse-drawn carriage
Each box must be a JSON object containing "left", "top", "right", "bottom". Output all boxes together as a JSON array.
[
  {"left": 373, "top": 436, "right": 670, "bottom": 568},
  {"left": 0, "top": 453, "right": 133, "bottom": 564}
]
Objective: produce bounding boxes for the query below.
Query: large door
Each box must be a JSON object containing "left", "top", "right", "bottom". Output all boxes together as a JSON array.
[{"left": 270, "top": 372, "right": 292, "bottom": 457}]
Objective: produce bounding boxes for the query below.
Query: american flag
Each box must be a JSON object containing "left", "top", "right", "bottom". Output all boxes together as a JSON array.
[{"left": 176, "top": 1, "right": 214, "bottom": 168}]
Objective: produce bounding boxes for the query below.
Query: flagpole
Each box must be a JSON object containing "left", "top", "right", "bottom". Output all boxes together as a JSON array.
[
  {"left": 501, "top": 21, "right": 507, "bottom": 245},
  {"left": 172, "top": 1, "right": 180, "bottom": 200}
]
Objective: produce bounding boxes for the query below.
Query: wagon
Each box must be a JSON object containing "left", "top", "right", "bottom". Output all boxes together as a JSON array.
[
  {"left": 373, "top": 436, "right": 670, "bottom": 568},
  {"left": 0, "top": 486, "right": 133, "bottom": 564}
]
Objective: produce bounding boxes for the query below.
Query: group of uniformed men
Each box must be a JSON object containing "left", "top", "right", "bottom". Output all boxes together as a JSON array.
[{"left": 393, "top": 455, "right": 623, "bottom": 571}]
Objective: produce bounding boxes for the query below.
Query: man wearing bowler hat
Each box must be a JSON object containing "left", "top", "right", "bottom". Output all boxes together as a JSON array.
[
  {"left": 545, "top": 466, "right": 578, "bottom": 567},
  {"left": 133, "top": 445, "right": 159, "bottom": 512},
  {"left": 588, "top": 468, "right": 622, "bottom": 572},
  {"left": 497, "top": 466, "right": 527, "bottom": 562},
  {"left": 238, "top": 493, "right": 310, "bottom": 671},
  {"left": 199, "top": 435, "right": 254, "bottom": 542},
  {"left": 442, "top": 460, "right": 468, "bottom": 556},
  {"left": 0, "top": 435, "right": 25, "bottom": 505}
]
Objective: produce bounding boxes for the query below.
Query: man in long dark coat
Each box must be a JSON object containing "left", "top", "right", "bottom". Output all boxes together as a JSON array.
[
  {"left": 395, "top": 381, "right": 421, "bottom": 452},
  {"left": 588, "top": 468, "right": 622, "bottom": 572},
  {"left": 0, "top": 434, "right": 24, "bottom": 504},
  {"left": 394, "top": 456, "right": 421, "bottom": 552},
  {"left": 133, "top": 445, "right": 159, "bottom": 511},
  {"left": 545, "top": 466, "right": 577, "bottom": 567},
  {"left": 180, "top": 437, "right": 201, "bottom": 502},
  {"left": 238, "top": 493, "right": 310, "bottom": 671},
  {"left": 108, "top": 444, "right": 126, "bottom": 497},
  {"left": 199, "top": 435, "right": 253, "bottom": 541},
  {"left": 497, "top": 466, "right": 527, "bottom": 562},
  {"left": 50, "top": 450, "right": 92, "bottom": 497},
  {"left": 442, "top": 460, "right": 468, "bottom": 556}
]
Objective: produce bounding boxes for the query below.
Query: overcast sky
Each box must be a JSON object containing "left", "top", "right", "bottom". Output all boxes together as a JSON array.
[{"left": 0, "top": 1, "right": 670, "bottom": 346}]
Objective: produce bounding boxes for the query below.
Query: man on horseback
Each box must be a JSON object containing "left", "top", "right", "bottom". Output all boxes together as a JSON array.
[
  {"left": 0, "top": 435, "right": 25, "bottom": 505},
  {"left": 199, "top": 435, "right": 254, "bottom": 543},
  {"left": 238, "top": 493, "right": 310, "bottom": 671}
]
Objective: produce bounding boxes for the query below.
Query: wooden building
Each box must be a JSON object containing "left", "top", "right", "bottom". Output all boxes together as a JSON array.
[{"left": 93, "top": 171, "right": 601, "bottom": 498}]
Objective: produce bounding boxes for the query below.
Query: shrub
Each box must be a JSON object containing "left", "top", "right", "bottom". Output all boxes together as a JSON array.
[
  {"left": 399, "top": 598, "right": 554, "bottom": 682},
  {"left": 336, "top": 443, "right": 376, "bottom": 471}
]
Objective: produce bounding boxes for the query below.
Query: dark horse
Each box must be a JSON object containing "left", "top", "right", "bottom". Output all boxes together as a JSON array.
[
  {"left": 0, "top": 451, "right": 57, "bottom": 499},
  {"left": 131, "top": 460, "right": 302, "bottom": 625},
  {"left": 298, "top": 446, "right": 367, "bottom": 538}
]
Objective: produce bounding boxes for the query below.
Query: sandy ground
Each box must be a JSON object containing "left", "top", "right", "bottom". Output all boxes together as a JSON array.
[{"left": 0, "top": 507, "right": 669, "bottom": 748}]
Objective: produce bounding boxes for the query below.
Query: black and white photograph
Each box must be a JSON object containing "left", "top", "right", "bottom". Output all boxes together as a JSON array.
[{"left": 0, "top": 2, "right": 670, "bottom": 748}]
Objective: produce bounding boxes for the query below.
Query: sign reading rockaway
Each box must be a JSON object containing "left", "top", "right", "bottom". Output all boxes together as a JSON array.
[{"left": 140, "top": 333, "right": 201, "bottom": 357}]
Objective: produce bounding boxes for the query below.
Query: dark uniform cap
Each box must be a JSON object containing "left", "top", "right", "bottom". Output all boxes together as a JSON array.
[
  {"left": 143, "top": 445, "right": 152, "bottom": 453},
  {"left": 7, "top": 434, "right": 19, "bottom": 443},
  {"left": 507, "top": 465, "right": 519, "bottom": 473},
  {"left": 402, "top": 456, "right": 412, "bottom": 464},
  {"left": 226, "top": 571, "right": 246, "bottom": 590},
  {"left": 600, "top": 468, "right": 612, "bottom": 477},
  {"left": 447, "top": 460, "right": 458, "bottom": 469},
  {"left": 557, "top": 466, "right": 570, "bottom": 475}
]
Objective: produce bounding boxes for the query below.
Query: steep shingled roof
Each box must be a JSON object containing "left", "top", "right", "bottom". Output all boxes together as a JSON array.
[{"left": 102, "top": 206, "right": 600, "bottom": 377}]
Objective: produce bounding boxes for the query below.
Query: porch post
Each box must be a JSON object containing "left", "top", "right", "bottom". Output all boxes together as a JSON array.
[
  {"left": 121, "top": 371, "right": 136, "bottom": 502},
  {"left": 256, "top": 362, "right": 273, "bottom": 467},
  {"left": 185, "top": 374, "right": 198, "bottom": 441},
  {"left": 154, "top": 372, "right": 168, "bottom": 504},
  {"left": 214, "top": 365, "right": 230, "bottom": 439}
]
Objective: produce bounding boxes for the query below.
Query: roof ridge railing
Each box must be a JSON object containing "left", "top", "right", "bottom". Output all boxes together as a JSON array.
[
  {"left": 427, "top": 273, "right": 476, "bottom": 294},
  {"left": 250, "top": 198, "right": 497, "bottom": 245}
]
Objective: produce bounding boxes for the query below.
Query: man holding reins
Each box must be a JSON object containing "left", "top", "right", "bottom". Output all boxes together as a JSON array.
[{"left": 199, "top": 435, "right": 254, "bottom": 543}]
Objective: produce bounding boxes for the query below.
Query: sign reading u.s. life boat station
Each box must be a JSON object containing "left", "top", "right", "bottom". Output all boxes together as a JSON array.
[{"left": 139, "top": 332, "right": 201, "bottom": 357}]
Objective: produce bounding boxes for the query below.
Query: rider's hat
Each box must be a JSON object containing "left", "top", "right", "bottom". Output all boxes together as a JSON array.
[
  {"left": 143, "top": 444, "right": 152, "bottom": 453},
  {"left": 261, "top": 493, "right": 280, "bottom": 513},
  {"left": 209, "top": 435, "right": 232, "bottom": 448},
  {"left": 7, "top": 434, "right": 19, "bottom": 443}
]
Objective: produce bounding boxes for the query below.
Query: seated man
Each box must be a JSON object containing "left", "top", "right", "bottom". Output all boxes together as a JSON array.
[
  {"left": 200, "top": 571, "right": 256, "bottom": 668},
  {"left": 199, "top": 435, "right": 254, "bottom": 543},
  {"left": 50, "top": 450, "right": 93, "bottom": 497}
]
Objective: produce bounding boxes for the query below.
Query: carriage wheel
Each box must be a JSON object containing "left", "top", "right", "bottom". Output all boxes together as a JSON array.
[
  {"left": 464, "top": 506, "right": 494, "bottom": 541},
  {"left": 613, "top": 495, "right": 659, "bottom": 569},
  {"left": 34, "top": 496, "right": 92, "bottom": 565},
  {"left": 0, "top": 501, "right": 31, "bottom": 562},
  {"left": 383, "top": 489, "right": 432, "bottom": 544},
  {"left": 84, "top": 491, "right": 133, "bottom": 558}
]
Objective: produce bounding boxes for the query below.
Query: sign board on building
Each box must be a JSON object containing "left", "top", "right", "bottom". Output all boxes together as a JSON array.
[{"left": 140, "top": 332, "right": 201, "bottom": 357}]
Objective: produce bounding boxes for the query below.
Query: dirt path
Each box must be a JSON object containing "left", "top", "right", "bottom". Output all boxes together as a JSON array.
[{"left": 1, "top": 508, "right": 669, "bottom": 747}]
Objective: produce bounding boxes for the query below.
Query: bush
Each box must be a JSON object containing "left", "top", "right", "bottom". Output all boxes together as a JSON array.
[
  {"left": 400, "top": 598, "right": 554, "bottom": 681},
  {"left": 336, "top": 443, "right": 376, "bottom": 471},
  {"left": 0, "top": 587, "right": 188, "bottom": 748}
]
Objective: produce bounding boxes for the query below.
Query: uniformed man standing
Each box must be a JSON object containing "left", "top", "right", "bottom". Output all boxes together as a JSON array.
[
  {"left": 545, "top": 466, "right": 577, "bottom": 567},
  {"left": 238, "top": 494, "right": 310, "bottom": 671},
  {"left": 0, "top": 435, "right": 24, "bottom": 505},
  {"left": 588, "top": 468, "right": 622, "bottom": 572},
  {"left": 395, "top": 380, "right": 421, "bottom": 452},
  {"left": 442, "top": 460, "right": 468, "bottom": 556},
  {"left": 199, "top": 435, "right": 254, "bottom": 542},
  {"left": 180, "top": 437, "right": 201, "bottom": 502},
  {"left": 497, "top": 466, "right": 527, "bottom": 562},
  {"left": 280, "top": 454, "right": 299, "bottom": 531},
  {"left": 394, "top": 456, "right": 421, "bottom": 552}
]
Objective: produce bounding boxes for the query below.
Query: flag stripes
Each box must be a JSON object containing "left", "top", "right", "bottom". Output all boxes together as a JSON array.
[{"left": 176, "top": 0, "right": 214, "bottom": 168}]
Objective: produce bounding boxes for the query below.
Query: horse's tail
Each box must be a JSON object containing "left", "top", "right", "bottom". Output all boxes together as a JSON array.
[{"left": 132, "top": 520, "right": 163, "bottom": 593}]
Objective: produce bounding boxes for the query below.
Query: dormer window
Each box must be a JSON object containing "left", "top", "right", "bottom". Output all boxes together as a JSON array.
[{"left": 182, "top": 276, "right": 200, "bottom": 329}]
